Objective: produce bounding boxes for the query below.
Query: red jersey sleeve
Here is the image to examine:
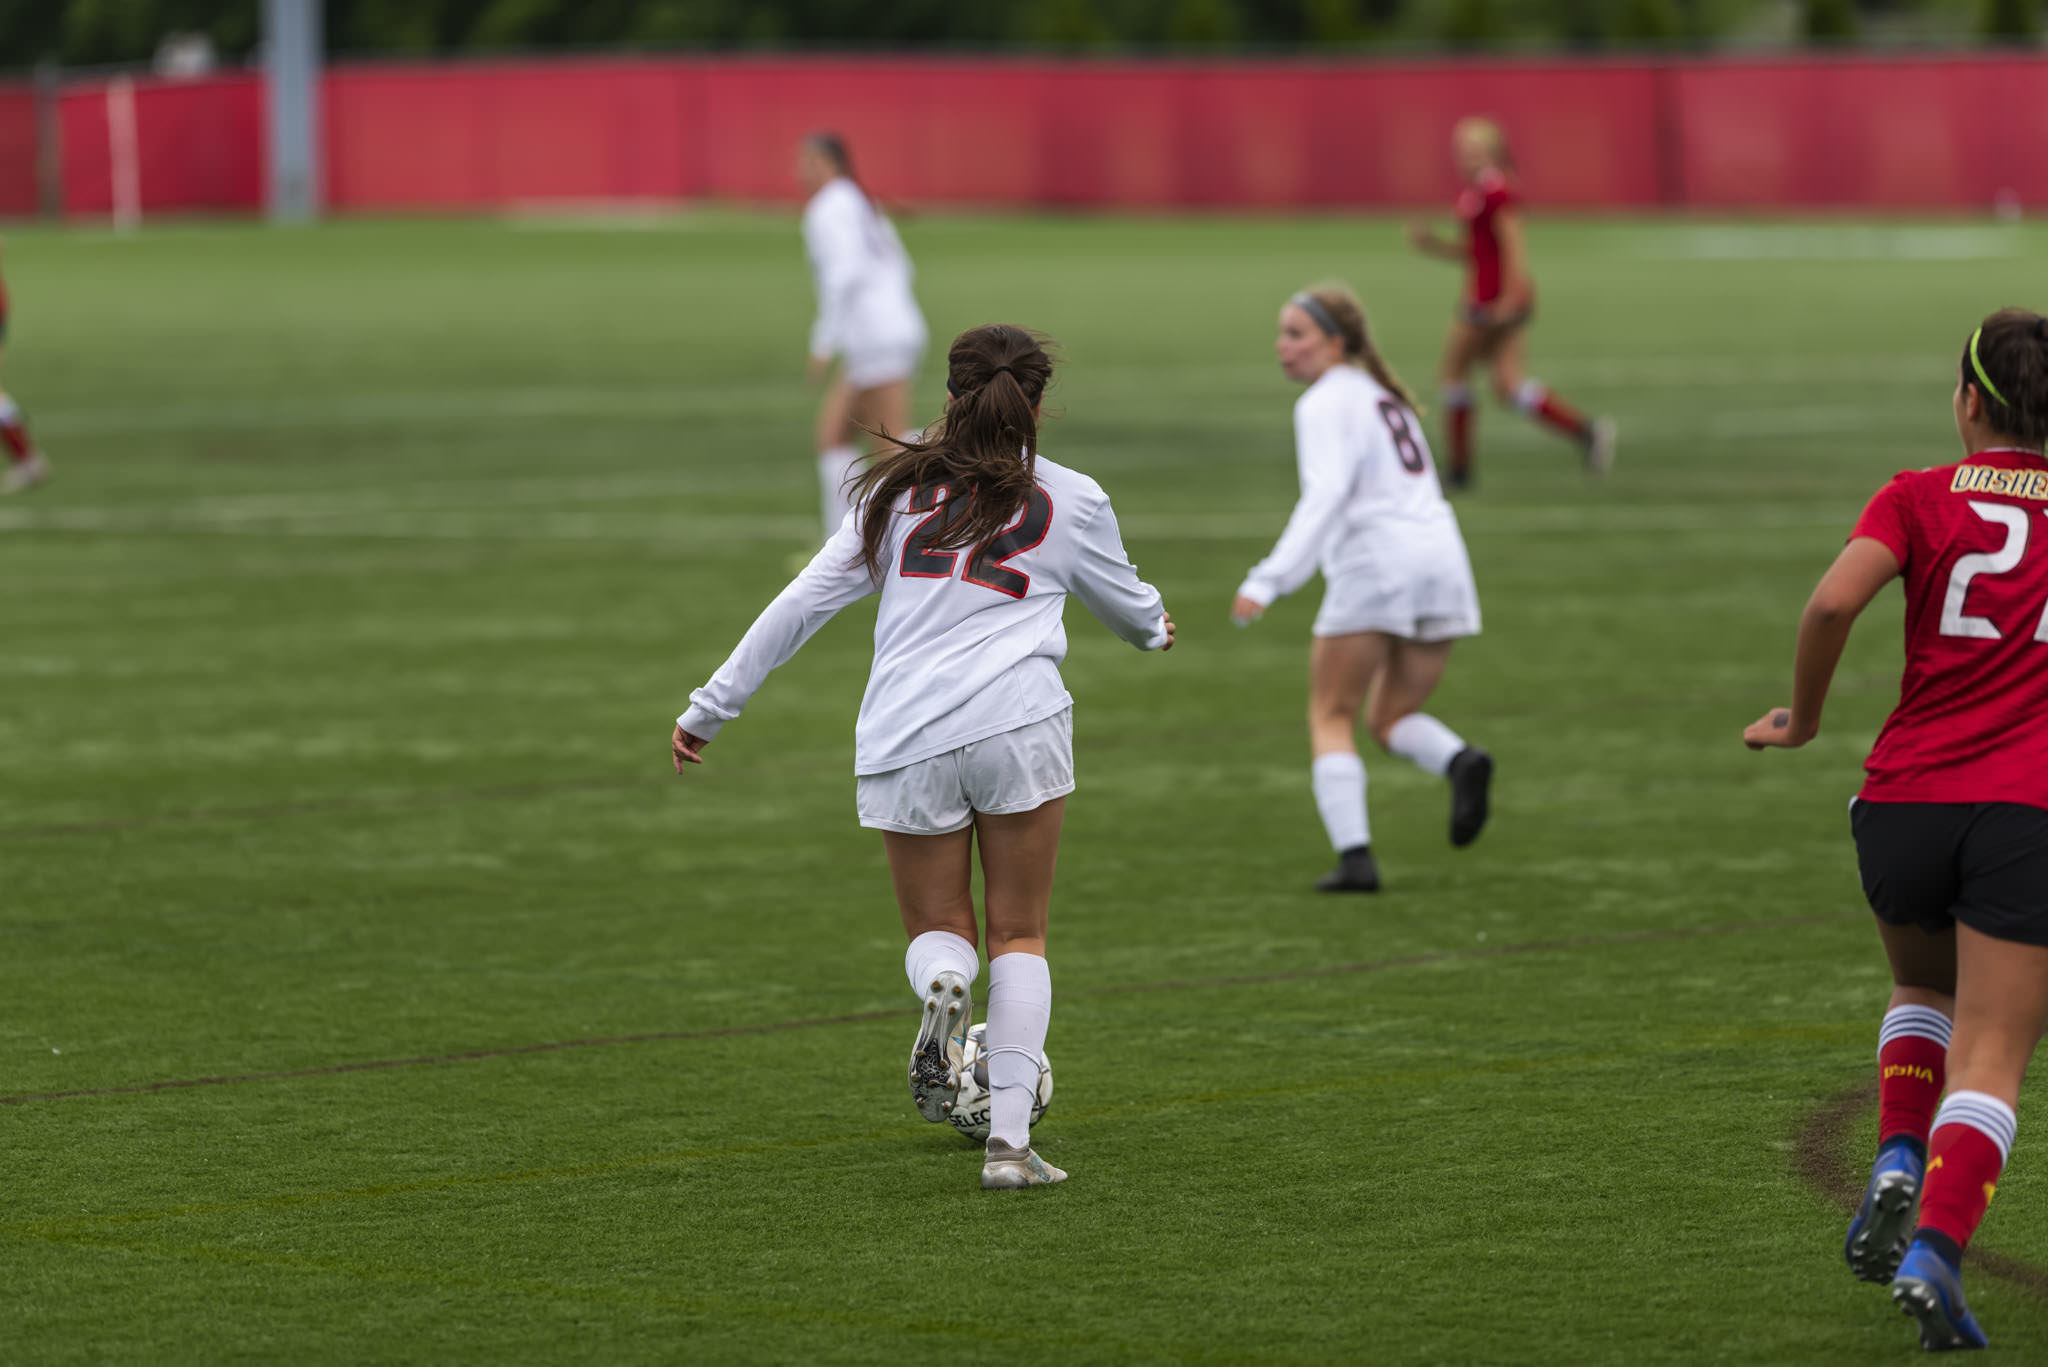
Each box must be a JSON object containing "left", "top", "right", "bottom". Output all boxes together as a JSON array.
[{"left": 1850, "top": 472, "right": 1916, "bottom": 571}]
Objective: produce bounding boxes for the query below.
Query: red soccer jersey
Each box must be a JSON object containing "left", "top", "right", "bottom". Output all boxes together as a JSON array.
[
  {"left": 1852, "top": 448, "right": 2048, "bottom": 809},
  {"left": 1457, "top": 168, "right": 1514, "bottom": 304}
]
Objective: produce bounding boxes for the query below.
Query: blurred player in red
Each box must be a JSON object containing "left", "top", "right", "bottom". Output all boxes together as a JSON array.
[
  {"left": 1408, "top": 118, "right": 1612, "bottom": 491},
  {"left": 0, "top": 244, "right": 48, "bottom": 494},
  {"left": 1745, "top": 307, "right": 2048, "bottom": 1351}
]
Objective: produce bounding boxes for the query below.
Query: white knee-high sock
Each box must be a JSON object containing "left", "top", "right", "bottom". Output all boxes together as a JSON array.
[
  {"left": 1385, "top": 713, "right": 1466, "bottom": 778},
  {"left": 818, "top": 446, "right": 860, "bottom": 540},
  {"left": 904, "top": 930, "right": 978, "bottom": 996},
  {"left": 984, "top": 951, "right": 1051, "bottom": 1149},
  {"left": 1311, "top": 751, "right": 1370, "bottom": 852}
]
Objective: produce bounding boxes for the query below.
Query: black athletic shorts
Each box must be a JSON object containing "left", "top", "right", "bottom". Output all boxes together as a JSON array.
[{"left": 1851, "top": 798, "right": 2048, "bottom": 947}]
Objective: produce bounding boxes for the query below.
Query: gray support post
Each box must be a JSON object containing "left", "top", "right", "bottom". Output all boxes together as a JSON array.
[
  {"left": 32, "top": 59, "right": 59, "bottom": 220},
  {"left": 264, "top": 0, "right": 322, "bottom": 222}
]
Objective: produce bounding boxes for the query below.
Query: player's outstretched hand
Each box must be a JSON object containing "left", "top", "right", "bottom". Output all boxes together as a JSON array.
[
  {"left": 1405, "top": 219, "right": 1435, "bottom": 251},
  {"left": 1231, "top": 595, "right": 1265, "bottom": 628},
  {"left": 1743, "top": 707, "right": 1813, "bottom": 750},
  {"left": 1160, "top": 610, "right": 1176, "bottom": 651},
  {"left": 672, "top": 724, "right": 709, "bottom": 771}
]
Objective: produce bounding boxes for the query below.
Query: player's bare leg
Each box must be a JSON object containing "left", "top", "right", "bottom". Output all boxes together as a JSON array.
[
  {"left": 1308, "top": 632, "right": 1388, "bottom": 891},
  {"left": 1437, "top": 323, "right": 1484, "bottom": 491},
  {"left": 886, "top": 826, "right": 980, "bottom": 1124},
  {"left": 852, "top": 378, "right": 913, "bottom": 454},
  {"left": 1368, "top": 638, "right": 1492, "bottom": 847},
  {"left": 1489, "top": 330, "right": 1613, "bottom": 476},
  {"left": 974, "top": 800, "right": 1066, "bottom": 1188}
]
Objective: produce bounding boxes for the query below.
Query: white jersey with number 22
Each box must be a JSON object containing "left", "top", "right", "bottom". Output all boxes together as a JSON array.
[{"left": 679, "top": 455, "right": 1169, "bottom": 776}]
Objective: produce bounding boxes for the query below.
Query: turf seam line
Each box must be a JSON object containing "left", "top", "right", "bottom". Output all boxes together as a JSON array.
[
  {"left": 0, "top": 1008, "right": 906, "bottom": 1107},
  {"left": 0, "top": 913, "right": 1846, "bottom": 1107},
  {"left": 0, "top": 775, "right": 666, "bottom": 841},
  {"left": 1795, "top": 1078, "right": 2048, "bottom": 1299}
]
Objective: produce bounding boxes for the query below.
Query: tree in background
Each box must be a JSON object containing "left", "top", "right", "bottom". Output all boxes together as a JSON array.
[
  {"left": 1803, "top": 0, "right": 1862, "bottom": 39},
  {"left": 2, "top": 0, "right": 2041, "bottom": 69},
  {"left": 1610, "top": 0, "right": 1685, "bottom": 41},
  {"left": 1982, "top": 0, "right": 2042, "bottom": 40},
  {"left": 1439, "top": 0, "right": 1510, "bottom": 46}
]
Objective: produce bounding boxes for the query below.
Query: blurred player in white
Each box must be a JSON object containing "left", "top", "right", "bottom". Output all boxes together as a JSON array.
[
  {"left": 673, "top": 324, "right": 1174, "bottom": 1190},
  {"left": 1232, "top": 285, "right": 1494, "bottom": 892},
  {"left": 797, "top": 133, "right": 928, "bottom": 544}
]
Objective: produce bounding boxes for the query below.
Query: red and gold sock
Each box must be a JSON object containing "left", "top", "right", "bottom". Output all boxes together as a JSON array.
[{"left": 1916, "top": 1091, "right": 2015, "bottom": 1252}]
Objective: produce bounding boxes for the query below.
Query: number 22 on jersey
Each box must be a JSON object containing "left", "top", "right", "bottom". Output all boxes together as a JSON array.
[
  {"left": 1940, "top": 500, "right": 2048, "bottom": 641},
  {"left": 898, "top": 483, "right": 1055, "bottom": 599}
]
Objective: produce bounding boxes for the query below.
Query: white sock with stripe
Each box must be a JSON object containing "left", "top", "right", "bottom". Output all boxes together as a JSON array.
[
  {"left": 1878, "top": 1003, "right": 1952, "bottom": 1056},
  {"left": 1932, "top": 1091, "right": 2016, "bottom": 1163}
]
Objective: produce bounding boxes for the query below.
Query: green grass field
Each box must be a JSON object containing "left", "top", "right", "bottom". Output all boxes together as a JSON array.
[{"left": 5, "top": 211, "right": 2047, "bottom": 1364}]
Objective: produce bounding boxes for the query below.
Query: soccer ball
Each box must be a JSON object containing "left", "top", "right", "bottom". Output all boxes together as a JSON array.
[{"left": 945, "top": 1022, "right": 1053, "bottom": 1143}]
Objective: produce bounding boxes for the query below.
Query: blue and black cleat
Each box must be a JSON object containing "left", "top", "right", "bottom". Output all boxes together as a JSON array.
[
  {"left": 1845, "top": 1138, "right": 1924, "bottom": 1283},
  {"left": 1892, "top": 1239, "right": 1989, "bottom": 1351}
]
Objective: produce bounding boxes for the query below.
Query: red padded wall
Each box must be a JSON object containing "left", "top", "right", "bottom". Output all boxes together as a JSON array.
[
  {"left": 47, "top": 54, "right": 2048, "bottom": 218},
  {"left": 0, "top": 87, "right": 39, "bottom": 216},
  {"left": 325, "top": 61, "right": 695, "bottom": 210},
  {"left": 60, "top": 74, "right": 260, "bottom": 215}
]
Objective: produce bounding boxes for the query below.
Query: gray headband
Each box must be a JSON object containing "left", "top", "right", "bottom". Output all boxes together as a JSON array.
[{"left": 1290, "top": 292, "right": 1342, "bottom": 339}]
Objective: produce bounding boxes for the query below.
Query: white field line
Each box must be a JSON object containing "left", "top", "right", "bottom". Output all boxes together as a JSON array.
[
  {"left": 1634, "top": 226, "right": 2025, "bottom": 261},
  {"left": 36, "top": 385, "right": 804, "bottom": 438},
  {"left": 108, "top": 471, "right": 772, "bottom": 522},
  {"left": 30, "top": 360, "right": 1953, "bottom": 440},
  {"left": 0, "top": 503, "right": 1851, "bottom": 544}
]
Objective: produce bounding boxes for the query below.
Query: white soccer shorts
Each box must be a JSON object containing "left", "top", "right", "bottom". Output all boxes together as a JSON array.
[
  {"left": 841, "top": 339, "right": 923, "bottom": 391},
  {"left": 856, "top": 708, "right": 1074, "bottom": 836},
  {"left": 1312, "top": 564, "right": 1481, "bottom": 642}
]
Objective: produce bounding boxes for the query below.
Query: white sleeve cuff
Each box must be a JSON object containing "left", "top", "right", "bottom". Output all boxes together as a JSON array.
[
  {"left": 1235, "top": 578, "right": 1277, "bottom": 608},
  {"left": 677, "top": 704, "right": 729, "bottom": 741}
]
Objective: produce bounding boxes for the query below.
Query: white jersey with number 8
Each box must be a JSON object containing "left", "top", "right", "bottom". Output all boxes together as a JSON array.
[
  {"left": 679, "top": 455, "right": 1169, "bottom": 775},
  {"left": 1236, "top": 365, "right": 1480, "bottom": 641}
]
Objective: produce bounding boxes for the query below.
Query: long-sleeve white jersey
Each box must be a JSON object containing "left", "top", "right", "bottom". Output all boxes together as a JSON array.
[
  {"left": 1235, "top": 365, "right": 1467, "bottom": 607},
  {"left": 678, "top": 455, "right": 1169, "bottom": 776},
  {"left": 802, "top": 177, "right": 926, "bottom": 361}
]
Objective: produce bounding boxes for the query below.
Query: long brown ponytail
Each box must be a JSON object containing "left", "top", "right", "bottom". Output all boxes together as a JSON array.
[
  {"left": 1299, "top": 283, "right": 1420, "bottom": 414},
  {"left": 848, "top": 324, "right": 1054, "bottom": 578}
]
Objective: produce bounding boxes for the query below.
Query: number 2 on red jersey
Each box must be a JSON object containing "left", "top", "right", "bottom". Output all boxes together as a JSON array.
[
  {"left": 1939, "top": 500, "right": 2048, "bottom": 642},
  {"left": 898, "top": 483, "right": 1054, "bottom": 599}
]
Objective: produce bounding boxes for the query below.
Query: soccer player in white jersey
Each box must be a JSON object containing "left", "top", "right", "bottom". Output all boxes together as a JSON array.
[
  {"left": 673, "top": 324, "right": 1174, "bottom": 1189},
  {"left": 797, "top": 133, "right": 929, "bottom": 544},
  {"left": 1232, "top": 285, "right": 1494, "bottom": 892}
]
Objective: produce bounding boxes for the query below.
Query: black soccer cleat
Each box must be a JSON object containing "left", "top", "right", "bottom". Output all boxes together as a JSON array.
[
  {"left": 1316, "top": 845, "right": 1381, "bottom": 893},
  {"left": 1448, "top": 746, "right": 1493, "bottom": 848}
]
